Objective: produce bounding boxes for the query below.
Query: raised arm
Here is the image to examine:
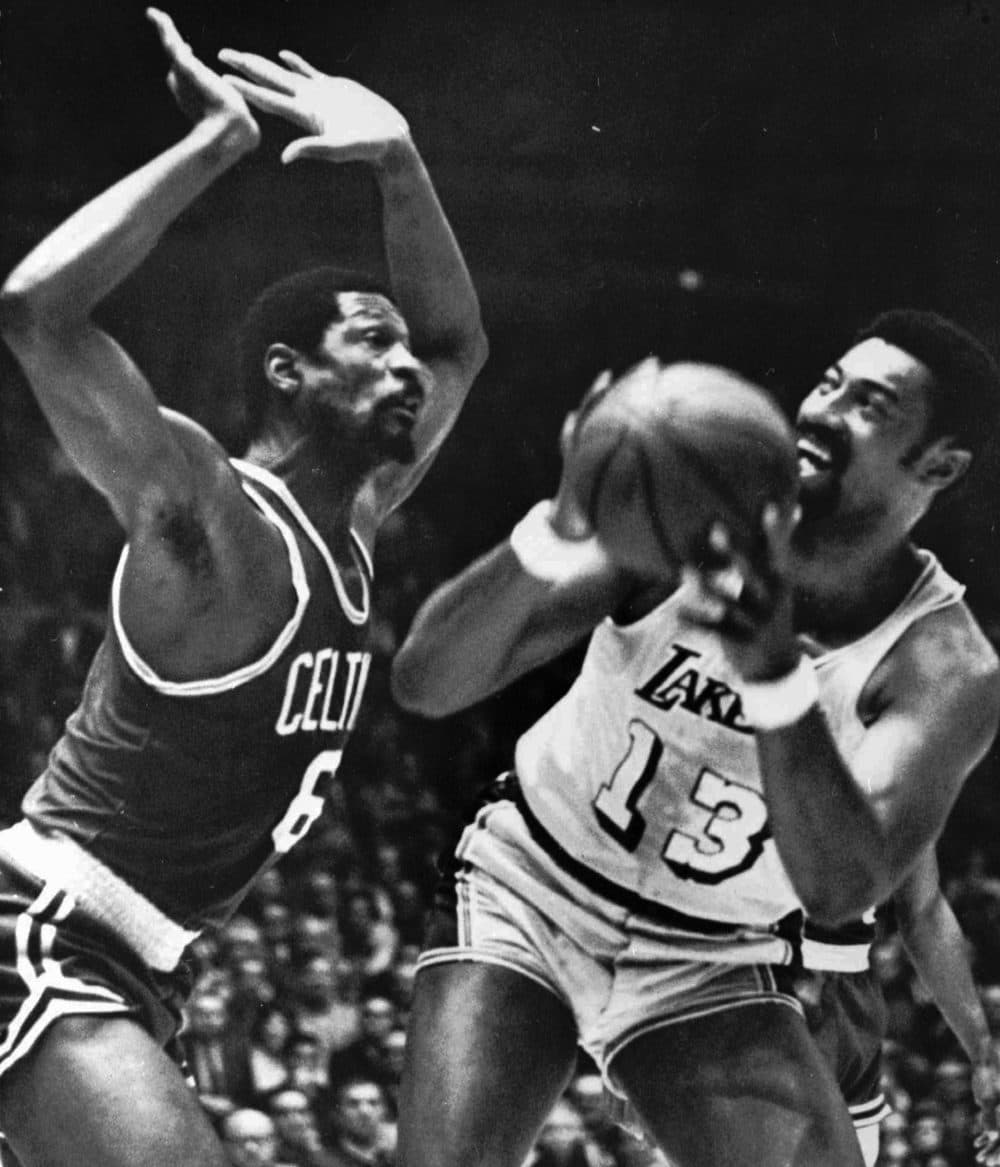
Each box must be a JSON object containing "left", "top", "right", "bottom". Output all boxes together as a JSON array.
[
  {"left": 216, "top": 48, "right": 488, "bottom": 519},
  {"left": 0, "top": 10, "right": 260, "bottom": 532}
]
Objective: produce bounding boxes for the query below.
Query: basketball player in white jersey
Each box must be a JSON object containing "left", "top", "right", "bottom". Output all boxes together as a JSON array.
[{"left": 390, "top": 315, "right": 1000, "bottom": 1167}]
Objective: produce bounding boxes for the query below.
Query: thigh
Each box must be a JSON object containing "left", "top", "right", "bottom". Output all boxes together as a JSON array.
[
  {"left": 0, "top": 1013, "right": 228, "bottom": 1167},
  {"left": 611, "top": 1001, "right": 865, "bottom": 1167},
  {"left": 398, "top": 962, "right": 579, "bottom": 1167}
]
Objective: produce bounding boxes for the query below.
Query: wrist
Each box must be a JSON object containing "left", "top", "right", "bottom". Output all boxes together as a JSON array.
[
  {"left": 741, "top": 655, "right": 819, "bottom": 731},
  {"left": 190, "top": 111, "right": 260, "bottom": 166},
  {"left": 509, "top": 500, "right": 607, "bottom": 583},
  {"left": 372, "top": 132, "right": 419, "bottom": 177}
]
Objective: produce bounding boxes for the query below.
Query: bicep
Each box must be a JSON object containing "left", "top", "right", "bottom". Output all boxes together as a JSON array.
[
  {"left": 4, "top": 319, "right": 191, "bottom": 531},
  {"left": 853, "top": 677, "right": 997, "bottom": 880}
]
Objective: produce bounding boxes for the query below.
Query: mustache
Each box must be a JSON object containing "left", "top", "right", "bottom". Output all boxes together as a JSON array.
[{"left": 797, "top": 420, "right": 851, "bottom": 473}]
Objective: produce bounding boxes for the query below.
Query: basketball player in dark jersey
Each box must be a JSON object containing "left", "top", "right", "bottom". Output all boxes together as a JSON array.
[
  {"left": 0, "top": 11, "right": 486, "bottom": 1166},
  {"left": 390, "top": 321, "right": 999, "bottom": 1167}
]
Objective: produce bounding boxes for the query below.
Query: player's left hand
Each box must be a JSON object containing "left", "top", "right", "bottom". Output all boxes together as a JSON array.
[
  {"left": 681, "top": 501, "right": 801, "bottom": 681},
  {"left": 217, "top": 47, "right": 410, "bottom": 165}
]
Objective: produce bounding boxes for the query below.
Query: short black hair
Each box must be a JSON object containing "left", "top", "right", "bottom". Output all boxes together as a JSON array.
[
  {"left": 854, "top": 309, "right": 1000, "bottom": 460},
  {"left": 238, "top": 265, "right": 394, "bottom": 445}
]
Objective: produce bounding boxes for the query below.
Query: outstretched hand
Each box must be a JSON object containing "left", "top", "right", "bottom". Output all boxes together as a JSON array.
[
  {"left": 216, "top": 47, "right": 410, "bottom": 165},
  {"left": 146, "top": 9, "right": 259, "bottom": 149}
]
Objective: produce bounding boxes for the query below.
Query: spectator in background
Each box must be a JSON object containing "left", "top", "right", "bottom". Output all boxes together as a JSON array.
[
  {"left": 340, "top": 887, "right": 399, "bottom": 982},
  {"left": 286, "top": 1031, "right": 330, "bottom": 1104},
  {"left": 260, "top": 901, "right": 295, "bottom": 973},
  {"left": 327, "top": 995, "right": 397, "bottom": 1098},
  {"left": 264, "top": 1088, "right": 327, "bottom": 1167},
  {"left": 907, "top": 1101, "right": 948, "bottom": 1165},
  {"left": 317, "top": 1077, "right": 395, "bottom": 1167},
  {"left": 526, "top": 1098, "right": 610, "bottom": 1167},
  {"left": 380, "top": 1028, "right": 408, "bottom": 1118},
  {"left": 248, "top": 1007, "right": 295, "bottom": 1099},
  {"left": 181, "top": 987, "right": 254, "bottom": 1119},
  {"left": 220, "top": 1108, "right": 287, "bottom": 1167},
  {"left": 289, "top": 954, "right": 358, "bottom": 1068}
]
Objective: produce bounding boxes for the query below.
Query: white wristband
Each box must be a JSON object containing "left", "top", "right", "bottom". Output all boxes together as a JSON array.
[
  {"left": 509, "top": 500, "right": 607, "bottom": 583},
  {"left": 741, "top": 656, "right": 820, "bottom": 731}
]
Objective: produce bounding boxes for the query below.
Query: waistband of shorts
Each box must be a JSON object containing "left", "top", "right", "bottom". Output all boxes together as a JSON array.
[
  {"left": 799, "top": 936, "right": 871, "bottom": 972},
  {"left": 506, "top": 773, "right": 801, "bottom": 945},
  {"left": 0, "top": 820, "right": 199, "bottom": 972}
]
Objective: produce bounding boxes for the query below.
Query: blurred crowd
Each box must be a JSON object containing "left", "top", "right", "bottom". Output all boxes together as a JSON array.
[{"left": 4, "top": 437, "right": 1000, "bottom": 1167}]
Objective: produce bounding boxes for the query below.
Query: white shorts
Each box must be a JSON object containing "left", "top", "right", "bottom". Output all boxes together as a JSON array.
[{"left": 420, "top": 799, "right": 802, "bottom": 1080}]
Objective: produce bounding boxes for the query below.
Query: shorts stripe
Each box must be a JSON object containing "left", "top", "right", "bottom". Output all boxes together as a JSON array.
[
  {"left": 0, "top": 880, "right": 130, "bottom": 1079},
  {"left": 849, "top": 1093, "right": 891, "bottom": 1128}
]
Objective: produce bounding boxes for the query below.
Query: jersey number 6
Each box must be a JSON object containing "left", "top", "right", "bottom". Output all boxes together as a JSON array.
[{"left": 271, "top": 748, "right": 344, "bottom": 854}]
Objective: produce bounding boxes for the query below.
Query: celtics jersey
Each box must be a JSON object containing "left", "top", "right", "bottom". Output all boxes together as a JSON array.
[
  {"left": 22, "top": 460, "right": 373, "bottom": 932},
  {"left": 515, "top": 549, "right": 963, "bottom": 929}
]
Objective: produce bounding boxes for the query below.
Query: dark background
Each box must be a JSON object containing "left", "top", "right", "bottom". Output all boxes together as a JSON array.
[{"left": 3, "top": 0, "right": 1000, "bottom": 859}]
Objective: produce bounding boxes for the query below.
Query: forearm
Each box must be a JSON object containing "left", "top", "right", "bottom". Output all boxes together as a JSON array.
[
  {"left": 374, "top": 138, "right": 484, "bottom": 358},
  {"left": 898, "top": 895, "right": 992, "bottom": 1062},
  {"left": 391, "top": 543, "right": 552, "bottom": 716},
  {"left": 756, "top": 711, "right": 889, "bottom": 924},
  {"left": 1, "top": 116, "right": 255, "bottom": 327}
]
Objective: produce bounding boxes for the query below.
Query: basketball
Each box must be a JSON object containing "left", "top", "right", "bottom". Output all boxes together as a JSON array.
[{"left": 570, "top": 360, "right": 798, "bottom": 576}]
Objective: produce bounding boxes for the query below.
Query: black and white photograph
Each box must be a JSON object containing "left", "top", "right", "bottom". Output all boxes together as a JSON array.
[{"left": 2, "top": 3, "right": 1000, "bottom": 1165}]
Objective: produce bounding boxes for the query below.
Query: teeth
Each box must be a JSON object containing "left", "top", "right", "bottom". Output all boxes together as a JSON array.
[{"left": 797, "top": 438, "right": 832, "bottom": 468}]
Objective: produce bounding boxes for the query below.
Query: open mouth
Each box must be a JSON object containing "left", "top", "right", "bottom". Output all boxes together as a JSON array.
[
  {"left": 797, "top": 436, "right": 833, "bottom": 477},
  {"left": 796, "top": 427, "right": 848, "bottom": 479}
]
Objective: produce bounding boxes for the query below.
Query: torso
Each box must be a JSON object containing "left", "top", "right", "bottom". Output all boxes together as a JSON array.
[
  {"left": 514, "top": 549, "right": 964, "bottom": 928},
  {"left": 22, "top": 461, "right": 374, "bottom": 931}
]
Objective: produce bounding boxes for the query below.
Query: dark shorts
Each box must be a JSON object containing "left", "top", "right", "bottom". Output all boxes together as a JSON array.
[
  {"left": 795, "top": 967, "right": 891, "bottom": 1128},
  {"left": 0, "top": 852, "right": 191, "bottom": 1082}
]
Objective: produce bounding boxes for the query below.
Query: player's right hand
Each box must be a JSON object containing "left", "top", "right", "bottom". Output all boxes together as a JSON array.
[
  {"left": 216, "top": 48, "right": 410, "bottom": 167},
  {"left": 147, "top": 9, "right": 260, "bottom": 151},
  {"left": 549, "top": 368, "right": 614, "bottom": 540}
]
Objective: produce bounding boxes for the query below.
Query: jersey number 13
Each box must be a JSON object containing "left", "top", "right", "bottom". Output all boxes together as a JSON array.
[{"left": 592, "top": 719, "right": 769, "bottom": 884}]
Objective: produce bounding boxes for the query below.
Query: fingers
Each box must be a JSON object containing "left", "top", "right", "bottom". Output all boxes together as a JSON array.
[
  {"left": 147, "top": 8, "right": 194, "bottom": 63},
  {"left": 281, "top": 137, "right": 332, "bottom": 165},
  {"left": 218, "top": 48, "right": 298, "bottom": 94},
  {"left": 222, "top": 74, "right": 301, "bottom": 119},
  {"left": 278, "top": 49, "right": 324, "bottom": 77}
]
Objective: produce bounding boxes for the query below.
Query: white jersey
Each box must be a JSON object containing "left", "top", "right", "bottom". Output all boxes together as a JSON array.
[{"left": 515, "top": 549, "right": 963, "bottom": 931}]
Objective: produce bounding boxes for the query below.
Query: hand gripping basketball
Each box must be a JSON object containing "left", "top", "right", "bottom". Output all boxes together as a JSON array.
[{"left": 570, "top": 358, "right": 798, "bottom": 579}]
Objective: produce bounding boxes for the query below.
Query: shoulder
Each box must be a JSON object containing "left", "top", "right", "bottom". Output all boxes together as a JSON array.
[{"left": 877, "top": 599, "right": 999, "bottom": 731}]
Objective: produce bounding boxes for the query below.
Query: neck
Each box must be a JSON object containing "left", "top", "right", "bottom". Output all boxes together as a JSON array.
[
  {"left": 242, "top": 430, "right": 369, "bottom": 537},
  {"left": 792, "top": 528, "right": 922, "bottom": 647}
]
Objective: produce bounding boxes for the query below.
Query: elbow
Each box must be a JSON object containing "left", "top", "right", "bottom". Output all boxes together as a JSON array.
[
  {"left": 0, "top": 282, "right": 37, "bottom": 346},
  {"left": 0, "top": 275, "right": 81, "bottom": 346}
]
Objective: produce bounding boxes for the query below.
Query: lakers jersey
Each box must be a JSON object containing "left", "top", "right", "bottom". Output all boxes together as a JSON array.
[
  {"left": 21, "top": 460, "right": 373, "bottom": 932},
  {"left": 515, "top": 550, "right": 963, "bottom": 930}
]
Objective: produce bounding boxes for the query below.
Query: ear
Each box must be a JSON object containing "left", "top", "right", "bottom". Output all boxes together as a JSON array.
[
  {"left": 264, "top": 343, "right": 303, "bottom": 400},
  {"left": 914, "top": 438, "right": 972, "bottom": 493}
]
